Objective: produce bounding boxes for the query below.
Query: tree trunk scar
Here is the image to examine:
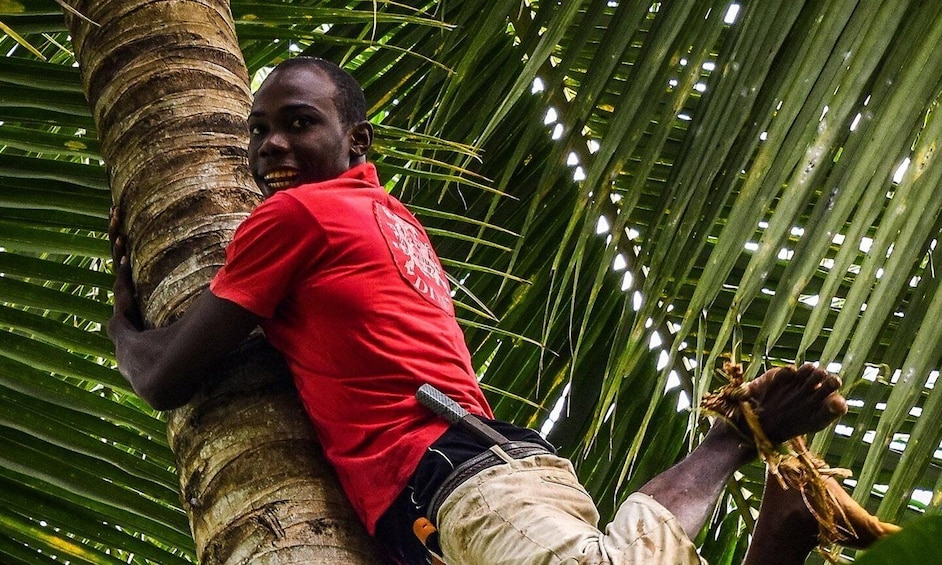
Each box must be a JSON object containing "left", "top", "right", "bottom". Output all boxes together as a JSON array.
[{"left": 253, "top": 506, "right": 286, "bottom": 540}]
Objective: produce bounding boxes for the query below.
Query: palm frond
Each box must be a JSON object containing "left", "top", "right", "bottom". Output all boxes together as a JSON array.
[{"left": 3, "top": 1, "right": 942, "bottom": 563}]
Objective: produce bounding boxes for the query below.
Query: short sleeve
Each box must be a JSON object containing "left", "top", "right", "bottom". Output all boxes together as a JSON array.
[{"left": 210, "top": 194, "right": 320, "bottom": 318}]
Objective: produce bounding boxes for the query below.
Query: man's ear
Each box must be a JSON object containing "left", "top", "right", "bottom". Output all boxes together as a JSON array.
[{"left": 349, "top": 121, "right": 374, "bottom": 159}]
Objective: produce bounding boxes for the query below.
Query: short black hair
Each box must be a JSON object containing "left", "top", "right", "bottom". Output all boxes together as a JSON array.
[{"left": 267, "top": 57, "right": 367, "bottom": 128}]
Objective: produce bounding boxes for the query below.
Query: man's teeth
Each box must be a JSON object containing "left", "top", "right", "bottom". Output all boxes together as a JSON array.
[{"left": 264, "top": 171, "right": 298, "bottom": 189}]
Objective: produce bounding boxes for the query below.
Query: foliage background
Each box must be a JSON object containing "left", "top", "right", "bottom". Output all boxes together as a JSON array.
[{"left": 2, "top": 0, "right": 942, "bottom": 563}]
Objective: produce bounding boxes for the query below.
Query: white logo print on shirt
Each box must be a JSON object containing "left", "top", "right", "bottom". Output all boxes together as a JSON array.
[{"left": 375, "top": 202, "right": 454, "bottom": 313}]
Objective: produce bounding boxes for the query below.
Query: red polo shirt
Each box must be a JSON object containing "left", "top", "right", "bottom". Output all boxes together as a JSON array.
[{"left": 210, "top": 163, "right": 493, "bottom": 532}]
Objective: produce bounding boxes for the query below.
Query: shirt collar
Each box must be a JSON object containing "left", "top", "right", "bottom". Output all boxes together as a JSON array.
[{"left": 337, "top": 162, "right": 379, "bottom": 186}]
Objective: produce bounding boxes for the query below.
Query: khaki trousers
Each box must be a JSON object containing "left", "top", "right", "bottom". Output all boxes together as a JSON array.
[{"left": 437, "top": 453, "right": 707, "bottom": 565}]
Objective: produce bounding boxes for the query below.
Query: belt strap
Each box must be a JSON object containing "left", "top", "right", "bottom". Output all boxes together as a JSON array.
[{"left": 427, "top": 441, "right": 551, "bottom": 525}]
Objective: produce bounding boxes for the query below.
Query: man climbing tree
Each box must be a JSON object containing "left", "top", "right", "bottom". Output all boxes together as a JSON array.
[{"left": 109, "top": 56, "right": 898, "bottom": 564}]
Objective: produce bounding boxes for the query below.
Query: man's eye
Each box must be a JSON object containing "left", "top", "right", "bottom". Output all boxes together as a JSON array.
[
  {"left": 291, "top": 117, "right": 313, "bottom": 129},
  {"left": 249, "top": 125, "right": 264, "bottom": 136}
]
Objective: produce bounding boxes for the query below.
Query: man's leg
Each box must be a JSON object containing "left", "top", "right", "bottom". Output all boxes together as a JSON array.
[
  {"left": 639, "top": 364, "right": 846, "bottom": 540},
  {"left": 437, "top": 453, "right": 706, "bottom": 565},
  {"left": 744, "top": 468, "right": 902, "bottom": 564},
  {"left": 743, "top": 470, "right": 821, "bottom": 565},
  {"left": 637, "top": 419, "right": 756, "bottom": 541}
]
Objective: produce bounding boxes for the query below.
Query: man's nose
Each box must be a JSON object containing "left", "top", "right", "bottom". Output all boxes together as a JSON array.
[{"left": 259, "top": 131, "right": 289, "bottom": 156}]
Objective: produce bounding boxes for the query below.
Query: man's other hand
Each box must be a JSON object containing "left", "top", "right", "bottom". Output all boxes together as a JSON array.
[{"left": 108, "top": 206, "right": 144, "bottom": 332}]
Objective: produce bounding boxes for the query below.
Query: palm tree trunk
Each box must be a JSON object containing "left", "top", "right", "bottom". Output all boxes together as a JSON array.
[{"left": 62, "top": 1, "right": 382, "bottom": 562}]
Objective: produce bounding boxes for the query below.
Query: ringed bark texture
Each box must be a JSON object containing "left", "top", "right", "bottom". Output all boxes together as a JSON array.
[{"left": 63, "top": 1, "right": 382, "bottom": 562}]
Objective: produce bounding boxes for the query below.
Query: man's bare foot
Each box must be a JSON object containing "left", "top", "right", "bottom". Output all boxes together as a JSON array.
[
  {"left": 761, "top": 468, "right": 900, "bottom": 549},
  {"left": 744, "top": 364, "right": 847, "bottom": 444},
  {"left": 823, "top": 475, "right": 901, "bottom": 548}
]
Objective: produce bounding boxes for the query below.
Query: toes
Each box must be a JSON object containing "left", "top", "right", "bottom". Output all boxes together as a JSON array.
[
  {"left": 748, "top": 365, "right": 795, "bottom": 397},
  {"left": 811, "top": 375, "right": 847, "bottom": 415},
  {"left": 824, "top": 392, "right": 848, "bottom": 416},
  {"left": 775, "top": 365, "right": 799, "bottom": 382},
  {"left": 797, "top": 364, "right": 827, "bottom": 392},
  {"left": 799, "top": 367, "right": 847, "bottom": 414},
  {"left": 811, "top": 373, "right": 842, "bottom": 397}
]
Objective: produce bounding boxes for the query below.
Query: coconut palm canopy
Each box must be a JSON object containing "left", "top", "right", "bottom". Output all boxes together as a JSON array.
[{"left": 2, "top": 0, "right": 942, "bottom": 563}]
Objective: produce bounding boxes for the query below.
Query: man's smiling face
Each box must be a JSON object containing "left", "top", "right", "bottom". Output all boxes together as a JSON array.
[{"left": 247, "top": 65, "right": 354, "bottom": 196}]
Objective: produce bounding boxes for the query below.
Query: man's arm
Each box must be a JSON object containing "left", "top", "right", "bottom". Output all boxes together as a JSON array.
[{"left": 107, "top": 234, "right": 260, "bottom": 411}]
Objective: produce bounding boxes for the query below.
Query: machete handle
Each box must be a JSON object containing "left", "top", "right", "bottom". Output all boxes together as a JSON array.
[
  {"left": 416, "top": 383, "right": 467, "bottom": 425},
  {"left": 416, "top": 383, "right": 510, "bottom": 446}
]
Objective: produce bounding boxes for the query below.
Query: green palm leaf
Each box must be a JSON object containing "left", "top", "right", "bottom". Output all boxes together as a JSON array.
[{"left": 3, "top": 1, "right": 942, "bottom": 562}]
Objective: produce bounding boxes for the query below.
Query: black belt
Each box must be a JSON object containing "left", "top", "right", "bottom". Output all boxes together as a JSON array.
[{"left": 427, "top": 441, "right": 552, "bottom": 525}]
